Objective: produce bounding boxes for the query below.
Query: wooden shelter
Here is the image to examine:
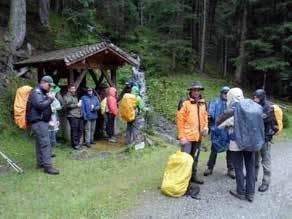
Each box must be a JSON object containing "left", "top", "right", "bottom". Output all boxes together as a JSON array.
[
  {"left": 14, "top": 42, "right": 140, "bottom": 142},
  {"left": 14, "top": 42, "right": 140, "bottom": 89}
]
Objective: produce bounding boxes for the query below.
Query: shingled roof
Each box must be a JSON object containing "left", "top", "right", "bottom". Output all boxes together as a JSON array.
[{"left": 14, "top": 42, "right": 140, "bottom": 67}]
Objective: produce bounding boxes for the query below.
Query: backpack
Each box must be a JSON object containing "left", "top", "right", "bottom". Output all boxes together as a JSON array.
[
  {"left": 234, "top": 99, "right": 265, "bottom": 151},
  {"left": 100, "top": 98, "right": 108, "bottom": 115},
  {"left": 161, "top": 151, "right": 193, "bottom": 197},
  {"left": 120, "top": 93, "right": 137, "bottom": 122},
  {"left": 14, "top": 86, "right": 33, "bottom": 129},
  {"left": 273, "top": 104, "right": 283, "bottom": 135}
]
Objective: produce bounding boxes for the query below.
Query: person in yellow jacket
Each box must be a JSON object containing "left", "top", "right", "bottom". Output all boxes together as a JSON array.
[{"left": 177, "top": 81, "right": 208, "bottom": 184}]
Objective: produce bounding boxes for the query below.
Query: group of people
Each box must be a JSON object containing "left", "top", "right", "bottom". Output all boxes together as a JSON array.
[
  {"left": 26, "top": 76, "right": 145, "bottom": 175},
  {"left": 25, "top": 74, "right": 278, "bottom": 202},
  {"left": 177, "top": 82, "right": 278, "bottom": 202}
]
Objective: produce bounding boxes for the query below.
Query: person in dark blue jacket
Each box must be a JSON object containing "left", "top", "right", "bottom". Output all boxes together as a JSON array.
[
  {"left": 81, "top": 87, "right": 100, "bottom": 147},
  {"left": 204, "top": 86, "right": 235, "bottom": 179}
]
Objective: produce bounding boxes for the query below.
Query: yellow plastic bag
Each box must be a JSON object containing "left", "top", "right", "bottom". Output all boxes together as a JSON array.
[
  {"left": 273, "top": 104, "right": 283, "bottom": 135},
  {"left": 120, "top": 93, "right": 137, "bottom": 122},
  {"left": 161, "top": 151, "right": 193, "bottom": 197},
  {"left": 14, "top": 86, "right": 33, "bottom": 129}
]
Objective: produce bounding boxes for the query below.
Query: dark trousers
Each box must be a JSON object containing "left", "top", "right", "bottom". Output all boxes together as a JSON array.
[
  {"left": 106, "top": 113, "right": 115, "bottom": 138},
  {"left": 67, "top": 117, "right": 82, "bottom": 148},
  {"left": 207, "top": 145, "right": 233, "bottom": 171},
  {"left": 31, "top": 121, "right": 52, "bottom": 167},
  {"left": 182, "top": 142, "right": 201, "bottom": 177},
  {"left": 231, "top": 151, "right": 255, "bottom": 195},
  {"left": 95, "top": 112, "right": 105, "bottom": 139}
]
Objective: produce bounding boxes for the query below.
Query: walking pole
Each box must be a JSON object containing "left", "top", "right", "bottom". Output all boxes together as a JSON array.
[{"left": 0, "top": 151, "right": 24, "bottom": 174}]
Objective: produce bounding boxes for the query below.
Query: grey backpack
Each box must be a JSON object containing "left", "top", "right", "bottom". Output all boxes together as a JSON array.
[{"left": 234, "top": 99, "right": 265, "bottom": 151}]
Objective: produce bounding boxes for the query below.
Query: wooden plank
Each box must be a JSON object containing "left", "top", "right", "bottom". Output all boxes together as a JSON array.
[
  {"left": 100, "top": 68, "right": 114, "bottom": 87},
  {"left": 88, "top": 69, "right": 99, "bottom": 87},
  {"left": 97, "top": 74, "right": 104, "bottom": 86},
  {"left": 37, "top": 67, "right": 44, "bottom": 82},
  {"left": 67, "top": 62, "right": 90, "bottom": 70},
  {"left": 111, "top": 68, "right": 117, "bottom": 86},
  {"left": 69, "top": 69, "right": 74, "bottom": 85},
  {"left": 74, "top": 70, "right": 87, "bottom": 89}
]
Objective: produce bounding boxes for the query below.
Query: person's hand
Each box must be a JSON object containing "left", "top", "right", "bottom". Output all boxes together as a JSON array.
[
  {"left": 202, "top": 127, "right": 209, "bottom": 137},
  {"left": 77, "top": 100, "right": 82, "bottom": 108},
  {"left": 48, "top": 92, "right": 55, "bottom": 99},
  {"left": 179, "top": 137, "right": 189, "bottom": 145}
]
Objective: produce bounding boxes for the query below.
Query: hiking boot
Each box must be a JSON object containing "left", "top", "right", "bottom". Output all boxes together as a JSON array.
[
  {"left": 73, "top": 145, "right": 82, "bottom": 150},
  {"left": 90, "top": 141, "right": 96, "bottom": 145},
  {"left": 246, "top": 194, "right": 254, "bottom": 203},
  {"left": 187, "top": 185, "right": 201, "bottom": 200},
  {"left": 258, "top": 183, "right": 269, "bottom": 192},
  {"left": 44, "top": 166, "right": 59, "bottom": 175},
  {"left": 84, "top": 143, "right": 91, "bottom": 148},
  {"left": 108, "top": 137, "right": 117, "bottom": 143},
  {"left": 204, "top": 168, "right": 213, "bottom": 176},
  {"left": 229, "top": 190, "right": 246, "bottom": 200},
  {"left": 191, "top": 176, "right": 204, "bottom": 184},
  {"left": 227, "top": 169, "right": 236, "bottom": 179},
  {"left": 36, "top": 164, "right": 44, "bottom": 169}
]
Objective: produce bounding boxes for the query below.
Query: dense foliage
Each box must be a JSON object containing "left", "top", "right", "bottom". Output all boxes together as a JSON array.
[{"left": 1, "top": 0, "right": 291, "bottom": 98}]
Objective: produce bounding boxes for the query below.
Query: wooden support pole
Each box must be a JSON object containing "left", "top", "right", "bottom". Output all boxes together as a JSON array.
[
  {"left": 100, "top": 68, "right": 114, "bottom": 87},
  {"left": 37, "top": 66, "right": 44, "bottom": 82},
  {"left": 111, "top": 68, "right": 117, "bottom": 86},
  {"left": 74, "top": 70, "right": 87, "bottom": 89},
  {"left": 88, "top": 69, "right": 99, "bottom": 87},
  {"left": 69, "top": 69, "right": 74, "bottom": 85},
  {"left": 97, "top": 74, "right": 104, "bottom": 86}
]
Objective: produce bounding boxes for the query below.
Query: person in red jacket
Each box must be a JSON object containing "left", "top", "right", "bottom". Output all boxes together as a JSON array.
[{"left": 106, "top": 87, "right": 118, "bottom": 143}]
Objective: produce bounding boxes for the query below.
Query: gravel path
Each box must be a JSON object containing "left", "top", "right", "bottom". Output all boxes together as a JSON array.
[{"left": 123, "top": 142, "right": 292, "bottom": 219}]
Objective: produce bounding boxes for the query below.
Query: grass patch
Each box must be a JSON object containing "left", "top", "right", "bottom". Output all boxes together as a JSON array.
[
  {"left": 0, "top": 144, "right": 176, "bottom": 218},
  {"left": 147, "top": 73, "right": 233, "bottom": 123}
]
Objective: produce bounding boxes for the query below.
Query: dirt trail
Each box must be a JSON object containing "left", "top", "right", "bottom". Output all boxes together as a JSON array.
[{"left": 123, "top": 142, "right": 292, "bottom": 219}]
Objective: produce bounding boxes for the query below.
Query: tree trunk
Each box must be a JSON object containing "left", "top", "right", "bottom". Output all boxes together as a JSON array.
[
  {"left": 199, "top": 0, "right": 208, "bottom": 73},
  {"left": 172, "top": 50, "right": 176, "bottom": 75},
  {"left": 223, "top": 37, "right": 228, "bottom": 77},
  {"left": 192, "top": 0, "right": 200, "bottom": 51},
  {"left": 235, "top": 4, "right": 248, "bottom": 83},
  {"left": 207, "top": 0, "right": 217, "bottom": 41},
  {"left": 53, "top": 0, "right": 63, "bottom": 13},
  {"left": 39, "top": 0, "right": 50, "bottom": 27},
  {"left": 137, "top": 0, "right": 143, "bottom": 26},
  {"left": 263, "top": 72, "right": 267, "bottom": 90},
  {"left": 8, "top": 0, "right": 26, "bottom": 51}
]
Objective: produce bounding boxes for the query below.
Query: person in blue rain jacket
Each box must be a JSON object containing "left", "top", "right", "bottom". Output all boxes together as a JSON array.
[
  {"left": 81, "top": 87, "right": 100, "bottom": 147},
  {"left": 204, "top": 86, "right": 235, "bottom": 179}
]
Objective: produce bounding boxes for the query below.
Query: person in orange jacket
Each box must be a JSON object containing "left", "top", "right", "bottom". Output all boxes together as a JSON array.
[
  {"left": 177, "top": 81, "right": 209, "bottom": 184},
  {"left": 106, "top": 87, "right": 119, "bottom": 143}
]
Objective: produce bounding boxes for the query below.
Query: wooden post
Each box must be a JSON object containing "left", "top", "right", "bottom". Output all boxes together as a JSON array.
[
  {"left": 88, "top": 69, "right": 99, "bottom": 87},
  {"left": 69, "top": 69, "right": 74, "bottom": 85},
  {"left": 100, "top": 68, "right": 114, "bottom": 87},
  {"left": 97, "top": 74, "right": 104, "bottom": 86},
  {"left": 111, "top": 68, "right": 117, "bottom": 87},
  {"left": 74, "top": 70, "right": 87, "bottom": 89},
  {"left": 37, "top": 66, "right": 44, "bottom": 82}
]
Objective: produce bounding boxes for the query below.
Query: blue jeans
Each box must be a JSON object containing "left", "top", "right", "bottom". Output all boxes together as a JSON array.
[
  {"left": 49, "top": 130, "right": 58, "bottom": 147},
  {"left": 231, "top": 151, "right": 255, "bottom": 195}
]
